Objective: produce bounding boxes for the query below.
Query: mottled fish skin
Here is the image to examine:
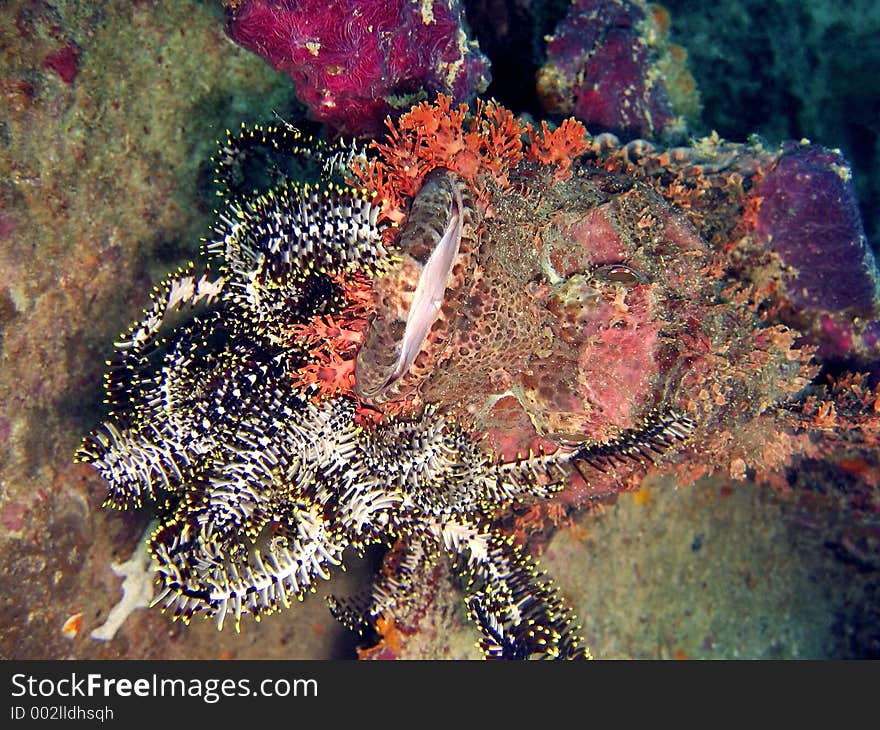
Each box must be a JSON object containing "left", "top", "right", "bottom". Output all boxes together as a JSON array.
[{"left": 356, "top": 168, "right": 467, "bottom": 401}]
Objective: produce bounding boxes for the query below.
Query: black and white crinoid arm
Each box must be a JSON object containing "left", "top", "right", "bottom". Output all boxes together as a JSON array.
[{"left": 77, "top": 124, "right": 694, "bottom": 660}]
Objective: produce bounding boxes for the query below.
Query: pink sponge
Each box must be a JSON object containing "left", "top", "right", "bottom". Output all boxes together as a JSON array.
[
  {"left": 537, "top": 0, "right": 695, "bottom": 140},
  {"left": 226, "top": 0, "right": 490, "bottom": 137}
]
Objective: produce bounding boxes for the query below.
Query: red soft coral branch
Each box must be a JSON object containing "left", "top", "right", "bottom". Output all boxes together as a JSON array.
[
  {"left": 352, "top": 94, "right": 533, "bottom": 216},
  {"left": 526, "top": 118, "right": 591, "bottom": 179},
  {"left": 287, "top": 271, "right": 374, "bottom": 400},
  {"left": 353, "top": 94, "right": 594, "bottom": 219}
]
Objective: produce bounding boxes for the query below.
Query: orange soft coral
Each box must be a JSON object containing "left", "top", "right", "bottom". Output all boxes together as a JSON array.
[
  {"left": 352, "top": 94, "right": 590, "bottom": 218},
  {"left": 288, "top": 271, "right": 374, "bottom": 400},
  {"left": 526, "top": 118, "right": 590, "bottom": 180},
  {"left": 352, "top": 95, "right": 525, "bottom": 216}
]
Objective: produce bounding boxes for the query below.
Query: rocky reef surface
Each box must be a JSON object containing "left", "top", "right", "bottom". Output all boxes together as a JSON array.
[{"left": 0, "top": 0, "right": 877, "bottom": 659}]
